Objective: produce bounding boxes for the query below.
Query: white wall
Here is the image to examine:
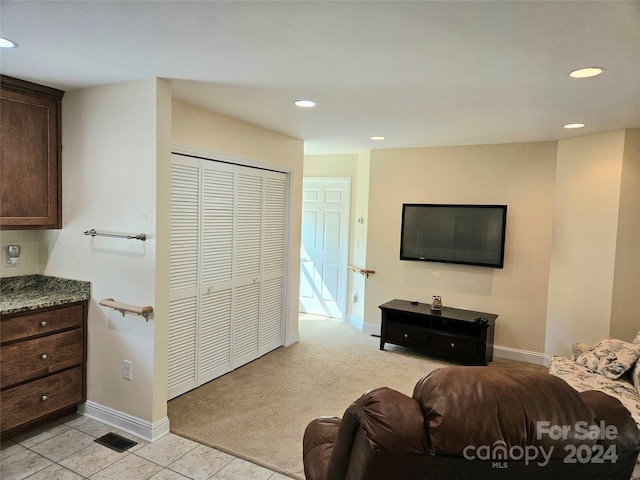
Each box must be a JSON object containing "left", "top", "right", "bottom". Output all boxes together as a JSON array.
[
  {"left": 350, "top": 151, "right": 372, "bottom": 329},
  {"left": 546, "top": 129, "right": 638, "bottom": 356},
  {"left": 153, "top": 79, "right": 172, "bottom": 422},
  {"left": 43, "top": 79, "right": 169, "bottom": 434},
  {"left": 0, "top": 230, "right": 45, "bottom": 276},
  {"left": 363, "top": 142, "right": 558, "bottom": 357},
  {"left": 611, "top": 129, "right": 640, "bottom": 341}
]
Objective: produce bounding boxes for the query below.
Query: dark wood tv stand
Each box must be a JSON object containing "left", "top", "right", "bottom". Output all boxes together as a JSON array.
[{"left": 379, "top": 299, "right": 497, "bottom": 365}]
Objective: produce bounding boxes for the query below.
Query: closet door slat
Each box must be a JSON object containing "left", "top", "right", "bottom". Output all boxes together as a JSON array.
[
  {"left": 261, "top": 276, "right": 284, "bottom": 354},
  {"left": 263, "top": 173, "right": 287, "bottom": 276},
  {"left": 232, "top": 282, "right": 261, "bottom": 368},
  {"left": 201, "top": 164, "right": 234, "bottom": 287},
  {"left": 199, "top": 289, "right": 232, "bottom": 383},
  {"left": 168, "top": 155, "right": 200, "bottom": 399},
  {"left": 234, "top": 170, "right": 263, "bottom": 281},
  {"left": 170, "top": 161, "right": 200, "bottom": 292},
  {"left": 168, "top": 296, "right": 197, "bottom": 399}
]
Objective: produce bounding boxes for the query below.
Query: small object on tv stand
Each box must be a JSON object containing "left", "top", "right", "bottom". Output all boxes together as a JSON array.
[{"left": 431, "top": 295, "right": 442, "bottom": 311}]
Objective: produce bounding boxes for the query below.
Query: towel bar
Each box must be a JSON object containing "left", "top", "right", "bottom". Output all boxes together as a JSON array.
[
  {"left": 84, "top": 229, "right": 146, "bottom": 241},
  {"left": 99, "top": 298, "right": 153, "bottom": 321}
]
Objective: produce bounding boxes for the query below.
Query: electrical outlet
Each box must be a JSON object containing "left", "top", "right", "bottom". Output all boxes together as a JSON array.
[{"left": 123, "top": 360, "right": 132, "bottom": 381}]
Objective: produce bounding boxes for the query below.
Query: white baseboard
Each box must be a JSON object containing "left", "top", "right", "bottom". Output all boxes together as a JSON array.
[
  {"left": 347, "top": 315, "right": 380, "bottom": 336},
  {"left": 347, "top": 316, "right": 382, "bottom": 337},
  {"left": 80, "top": 401, "right": 170, "bottom": 442},
  {"left": 347, "top": 314, "right": 364, "bottom": 331},
  {"left": 285, "top": 331, "right": 299, "bottom": 347},
  {"left": 362, "top": 322, "right": 381, "bottom": 336},
  {"left": 493, "top": 345, "right": 548, "bottom": 366}
]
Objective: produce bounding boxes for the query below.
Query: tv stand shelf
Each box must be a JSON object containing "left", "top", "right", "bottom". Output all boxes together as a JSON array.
[{"left": 379, "top": 299, "right": 497, "bottom": 365}]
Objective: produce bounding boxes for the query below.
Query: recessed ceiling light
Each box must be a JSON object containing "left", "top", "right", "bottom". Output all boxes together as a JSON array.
[
  {"left": 294, "top": 100, "right": 316, "bottom": 108},
  {"left": 569, "top": 67, "right": 606, "bottom": 78},
  {"left": 563, "top": 123, "right": 586, "bottom": 129},
  {"left": 0, "top": 37, "right": 18, "bottom": 48},
  {"left": 370, "top": 136, "right": 386, "bottom": 141}
]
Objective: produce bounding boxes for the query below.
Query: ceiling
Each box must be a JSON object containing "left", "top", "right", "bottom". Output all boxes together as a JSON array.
[{"left": 1, "top": 1, "right": 639, "bottom": 155}]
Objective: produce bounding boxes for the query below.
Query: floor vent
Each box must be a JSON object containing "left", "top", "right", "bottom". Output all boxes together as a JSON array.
[{"left": 94, "top": 432, "right": 138, "bottom": 452}]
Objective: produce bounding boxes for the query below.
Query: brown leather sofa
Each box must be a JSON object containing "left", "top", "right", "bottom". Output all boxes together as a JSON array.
[{"left": 303, "top": 367, "right": 640, "bottom": 480}]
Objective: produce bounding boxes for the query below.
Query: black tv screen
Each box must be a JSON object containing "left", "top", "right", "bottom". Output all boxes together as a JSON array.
[{"left": 400, "top": 204, "right": 507, "bottom": 268}]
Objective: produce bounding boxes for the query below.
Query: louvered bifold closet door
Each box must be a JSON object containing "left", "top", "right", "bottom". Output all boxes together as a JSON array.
[
  {"left": 232, "top": 167, "right": 263, "bottom": 369},
  {"left": 260, "top": 171, "right": 287, "bottom": 355},
  {"left": 198, "top": 161, "right": 234, "bottom": 384},
  {"left": 168, "top": 155, "right": 200, "bottom": 399},
  {"left": 170, "top": 154, "right": 288, "bottom": 398}
]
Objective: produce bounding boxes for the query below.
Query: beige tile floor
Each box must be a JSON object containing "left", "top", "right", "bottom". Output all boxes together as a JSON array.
[{"left": 1, "top": 414, "right": 295, "bottom": 480}]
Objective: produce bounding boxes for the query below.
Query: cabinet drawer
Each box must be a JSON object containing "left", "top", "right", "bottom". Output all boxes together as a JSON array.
[
  {"left": 0, "top": 329, "right": 83, "bottom": 388},
  {"left": 385, "top": 322, "right": 429, "bottom": 348},
  {"left": 429, "top": 332, "right": 478, "bottom": 359},
  {"left": 1, "top": 304, "right": 84, "bottom": 343},
  {"left": 0, "top": 367, "right": 83, "bottom": 432}
]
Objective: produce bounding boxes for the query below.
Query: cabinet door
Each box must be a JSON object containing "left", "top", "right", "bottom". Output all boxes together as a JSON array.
[
  {"left": 0, "top": 329, "right": 83, "bottom": 388},
  {"left": 0, "top": 85, "right": 61, "bottom": 229},
  {"left": 1, "top": 367, "right": 82, "bottom": 432},
  {"left": 429, "top": 331, "right": 479, "bottom": 360}
]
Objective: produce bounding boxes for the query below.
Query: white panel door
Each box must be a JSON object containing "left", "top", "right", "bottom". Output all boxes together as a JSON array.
[
  {"left": 300, "top": 178, "right": 350, "bottom": 318},
  {"left": 168, "top": 155, "right": 200, "bottom": 399}
]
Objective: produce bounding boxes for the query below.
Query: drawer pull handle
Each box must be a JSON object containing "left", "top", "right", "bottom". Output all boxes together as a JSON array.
[
  {"left": 41, "top": 395, "right": 48, "bottom": 401},
  {"left": 40, "top": 321, "right": 47, "bottom": 327},
  {"left": 404, "top": 333, "right": 408, "bottom": 338},
  {"left": 41, "top": 354, "right": 48, "bottom": 360},
  {"left": 450, "top": 343, "right": 455, "bottom": 348}
]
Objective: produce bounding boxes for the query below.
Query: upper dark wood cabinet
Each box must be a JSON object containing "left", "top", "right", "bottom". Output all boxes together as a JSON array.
[{"left": 1, "top": 75, "right": 64, "bottom": 229}]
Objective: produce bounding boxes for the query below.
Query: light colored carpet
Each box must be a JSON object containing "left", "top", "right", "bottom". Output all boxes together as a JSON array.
[{"left": 167, "top": 317, "right": 546, "bottom": 479}]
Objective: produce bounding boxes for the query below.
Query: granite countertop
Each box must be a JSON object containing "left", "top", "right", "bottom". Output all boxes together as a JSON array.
[{"left": 0, "top": 274, "right": 91, "bottom": 315}]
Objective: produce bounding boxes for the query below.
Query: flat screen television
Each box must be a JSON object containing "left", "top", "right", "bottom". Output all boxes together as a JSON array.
[{"left": 400, "top": 204, "right": 507, "bottom": 268}]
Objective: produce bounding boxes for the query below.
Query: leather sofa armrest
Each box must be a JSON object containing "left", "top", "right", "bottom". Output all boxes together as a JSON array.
[
  {"left": 304, "top": 417, "right": 342, "bottom": 480},
  {"left": 323, "top": 387, "right": 429, "bottom": 480},
  {"left": 579, "top": 390, "right": 640, "bottom": 454}
]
